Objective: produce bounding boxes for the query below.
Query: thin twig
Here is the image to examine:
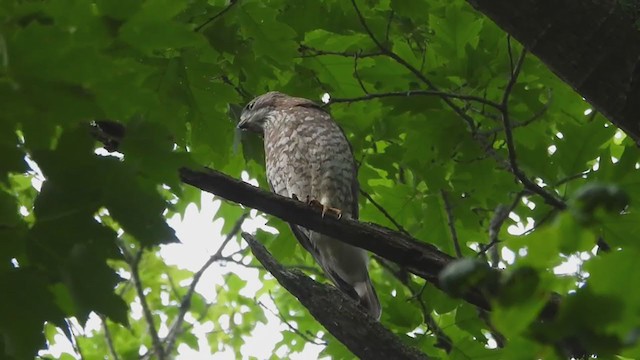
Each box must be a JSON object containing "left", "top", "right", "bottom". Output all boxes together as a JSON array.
[
  {"left": 384, "top": 10, "right": 395, "bottom": 44},
  {"left": 67, "top": 319, "right": 86, "bottom": 360},
  {"left": 100, "top": 315, "right": 120, "bottom": 360},
  {"left": 163, "top": 213, "right": 249, "bottom": 355},
  {"left": 194, "top": 0, "right": 238, "bottom": 32},
  {"left": 165, "top": 272, "right": 183, "bottom": 300},
  {"left": 501, "top": 45, "right": 525, "bottom": 107},
  {"left": 506, "top": 36, "right": 515, "bottom": 76},
  {"left": 480, "top": 192, "right": 525, "bottom": 267},
  {"left": 354, "top": 51, "right": 370, "bottom": 94},
  {"left": 220, "top": 255, "right": 326, "bottom": 278},
  {"left": 128, "top": 249, "right": 166, "bottom": 360},
  {"left": 550, "top": 170, "right": 590, "bottom": 188},
  {"left": 219, "top": 75, "right": 252, "bottom": 99},
  {"left": 328, "top": 90, "right": 500, "bottom": 110},
  {"left": 424, "top": 312, "right": 453, "bottom": 353},
  {"left": 521, "top": 209, "right": 558, "bottom": 236},
  {"left": 350, "top": 0, "right": 477, "bottom": 130},
  {"left": 259, "top": 293, "right": 327, "bottom": 346},
  {"left": 360, "top": 189, "right": 409, "bottom": 235},
  {"left": 298, "top": 45, "right": 384, "bottom": 58},
  {"left": 499, "top": 45, "right": 566, "bottom": 210},
  {"left": 440, "top": 190, "right": 462, "bottom": 258},
  {"left": 478, "top": 88, "right": 553, "bottom": 136},
  {"left": 373, "top": 256, "right": 453, "bottom": 353},
  {"left": 479, "top": 309, "right": 506, "bottom": 348}
]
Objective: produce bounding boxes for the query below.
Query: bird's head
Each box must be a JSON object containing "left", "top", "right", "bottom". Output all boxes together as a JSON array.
[{"left": 237, "top": 91, "right": 287, "bottom": 133}]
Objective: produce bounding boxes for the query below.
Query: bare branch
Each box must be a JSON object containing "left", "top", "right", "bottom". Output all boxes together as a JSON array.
[
  {"left": 480, "top": 192, "right": 524, "bottom": 267},
  {"left": 478, "top": 88, "right": 553, "bottom": 136},
  {"left": 259, "top": 293, "right": 327, "bottom": 346},
  {"left": 220, "top": 255, "right": 326, "bottom": 278},
  {"left": 384, "top": 10, "right": 395, "bottom": 44},
  {"left": 501, "top": 44, "right": 525, "bottom": 107},
  {"left": 374, "top": 256, "right": 452, "bottom": 353},
  {"left": 360, "top": 189, "right": 409, "bottom": 235},
  {"left": 163, "top": 213, "right": 249, "bottom": 355},
  {"left": 126, "top": 249, "right": 165, "bottom": 360},
  {"left": 100, "top": 315, "right": 120, "bottom": 360},
  {"left": 499, "top": 46, "right": 567, "bottom": 210},
  {"left": 440, "top": 190, "right": 463, "bottom": 258},
  {"left": 194, "top": 0, "right": 238, "bottom": 32},
  {"left": 550, "top": 170, "right": 590, "bottom": 188},
  {"left": 506, "top": 36, "right": 516, "bottom": 76},
  {"left": 353, "top": 52, "right": 370, "bottom": 94},
  {"left": 298, "top": 44, "right": 384, "bottom": 58},
  {"left": 328, "top": 90, "right": 501, "bottom": 110},
  {"left": 219, "top": 74, "right": 252, "bottom": 99},
  {"left": 67, "top": 319, "right": 86, "bottom": 360}
]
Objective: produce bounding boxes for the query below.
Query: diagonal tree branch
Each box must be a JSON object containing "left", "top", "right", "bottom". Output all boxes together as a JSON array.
[
  {"left": 99, "top": 315, "right": 120, "bottom": 360},
  {"left": 178, "top": 166, "right": 561, "bottom": 319},
  {"left": 360, "top": 189, "right": 409, "bottom": 235},
  {"left": 242, "top": 232, "right": 429, "bottom": 360},
  {"left": 162, "top": 213, "right": 248, "bottom": 356},
  {"left": 179, "top": 167, "right": 456, "bottom": 291},
  {"left": 125, "top": 249, "right": 166, "bottom": 360},
  {"left": 194, "top": 0, "right": 238, "bottom": 32}
]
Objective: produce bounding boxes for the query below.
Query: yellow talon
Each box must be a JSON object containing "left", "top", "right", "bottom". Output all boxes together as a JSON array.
[{"left": 306, "top": 197, "right": 342, "bottom": 219}]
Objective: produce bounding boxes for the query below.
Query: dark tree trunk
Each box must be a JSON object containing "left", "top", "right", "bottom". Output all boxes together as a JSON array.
[{"left": 466, "top": 0, "right": 640, "bottom": 142}]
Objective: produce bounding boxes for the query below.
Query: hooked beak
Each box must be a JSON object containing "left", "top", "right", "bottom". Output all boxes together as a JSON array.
[{"left": 237, "top": 117, "right": 249, "bottom": 130}]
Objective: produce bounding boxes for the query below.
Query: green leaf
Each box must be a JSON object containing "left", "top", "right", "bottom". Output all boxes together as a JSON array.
[
  {"left": 0, "top": 269, "right": 66, "bottom": 359},
  {"left": 439, "top": 258, "right": 496, "bottom": 297}
]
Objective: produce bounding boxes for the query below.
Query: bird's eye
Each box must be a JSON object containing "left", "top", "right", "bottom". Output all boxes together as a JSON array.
[{"left": 247, "top": 102, "right": 255, "bottom": 110}]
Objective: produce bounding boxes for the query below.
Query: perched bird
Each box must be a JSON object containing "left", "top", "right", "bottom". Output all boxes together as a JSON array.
[{"left": 238, "top": 91, "right": 381, "bottom": 319}]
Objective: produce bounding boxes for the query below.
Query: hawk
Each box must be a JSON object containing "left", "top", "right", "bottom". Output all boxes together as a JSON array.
[{"left": 238, "top": 91, "right": 381, "bottom": 319}]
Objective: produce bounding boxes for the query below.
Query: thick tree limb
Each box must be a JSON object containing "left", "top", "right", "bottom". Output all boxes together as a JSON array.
[
  {"left": 242, "top": 233, "right": 429, "bottom": 360},
  {"left": 179, "top": 167, "right": 458, "bottom": 293},
  {"left": 179, "top": 167, "right": 561, "bottom": 319},
  {"left": 465, "top": 0, "right": 640, "bottom": 143}
]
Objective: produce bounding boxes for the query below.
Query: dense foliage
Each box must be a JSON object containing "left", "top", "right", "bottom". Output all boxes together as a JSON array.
[{"left": 1, "top": 0, "right": 639, "bottom": 359}]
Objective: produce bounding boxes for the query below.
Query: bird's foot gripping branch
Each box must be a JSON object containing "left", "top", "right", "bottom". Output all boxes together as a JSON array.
[{"left": 178, "top": 167, "right": 562, "bottom": 315}]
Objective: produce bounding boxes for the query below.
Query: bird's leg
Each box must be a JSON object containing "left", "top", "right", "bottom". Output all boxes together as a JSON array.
[{"left": 305, "top": 195, "right": 342, "bottom": 219}]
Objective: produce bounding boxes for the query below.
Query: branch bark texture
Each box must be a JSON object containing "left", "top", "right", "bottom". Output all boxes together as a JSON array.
[
  {"left": 178, "top": 168, "right": 473, "bottom": 302},
  {"left": 179, "top": 167, "right": 560, "bottom": 318},
  {"left": 242, "top": 233, "right": 429, "bottom": 360}
]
